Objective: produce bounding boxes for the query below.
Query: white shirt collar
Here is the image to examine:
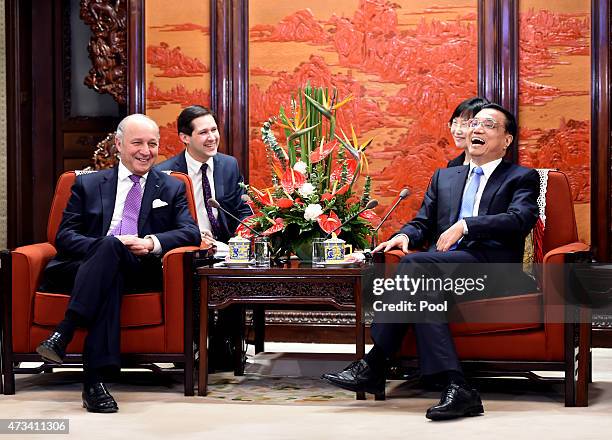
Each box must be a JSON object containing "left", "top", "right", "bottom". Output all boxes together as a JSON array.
[
  {"left": 468, "top": 158, "right": 502, "bottom": 179},
  {"left": 185, "top": 149, "right": 214, "bottom": 175},
  {"left": 118, "top": 161, "right": 148, "bottom": 183}
]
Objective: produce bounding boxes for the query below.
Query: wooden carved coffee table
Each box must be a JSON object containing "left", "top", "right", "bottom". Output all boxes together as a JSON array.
[{"left": 197, "top": 261, "right": 372, "bottom": 398}]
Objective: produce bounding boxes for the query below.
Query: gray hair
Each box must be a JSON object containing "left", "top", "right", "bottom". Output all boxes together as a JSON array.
[{"left": 115, "top": 114, "right": 160, "bottom": 140}]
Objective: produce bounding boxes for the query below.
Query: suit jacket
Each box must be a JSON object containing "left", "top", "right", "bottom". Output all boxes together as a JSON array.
[
  {"left": 51, "top": 166, "right": 201, "bottom": 264},
  {"left": 400, "top": 160, "right": 539, "bottom": 262},
  {"left": 156, "top": 151, "right": 252, "bottom": 242},
  {"left": 447, "top": 152, "right": 466, "bottom": 168}
]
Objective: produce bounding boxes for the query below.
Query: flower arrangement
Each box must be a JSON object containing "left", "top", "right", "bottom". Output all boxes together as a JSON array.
[{"left": 239, "top": 84, "right": 380, "bottom": 260}]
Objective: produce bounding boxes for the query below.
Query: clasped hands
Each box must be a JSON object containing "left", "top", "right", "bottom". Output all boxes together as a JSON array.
[
  {"left": 115, "top": 235, "right": 154, "bottom": 256},
  {"left": 372, "top": 221, "right": 465, "bottom": 253}
]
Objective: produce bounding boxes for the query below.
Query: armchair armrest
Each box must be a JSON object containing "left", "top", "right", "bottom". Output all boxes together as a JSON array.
[
  {"left": 11, "top": 243, "right": 57, "bottom": 351},
  {"left": 541, "top": 242, "right": 590, "bottom": 334},
  {"left": 162, "top": 246, "right": 200, "bottom": 353}
]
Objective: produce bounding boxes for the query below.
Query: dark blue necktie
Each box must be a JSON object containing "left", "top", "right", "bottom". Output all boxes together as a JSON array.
[{"left": 201, "top": 163, "right": 222, "bottom": 238}]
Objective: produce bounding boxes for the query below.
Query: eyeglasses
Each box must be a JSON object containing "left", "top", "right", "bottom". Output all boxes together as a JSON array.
[
  {"left": 467, "top": 118, "right": 500, "bottom": 129},
  {"left": 447, "top": 119, "right": 469, "bottom": 129}
]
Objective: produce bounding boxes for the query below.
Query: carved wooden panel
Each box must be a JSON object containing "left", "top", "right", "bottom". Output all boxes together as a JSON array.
[
  {"left": 80, "top": 0, "right": 128, "bottom": 104},
  {"left": 208, "top": 279, "right": 356, "bottom": 306}
]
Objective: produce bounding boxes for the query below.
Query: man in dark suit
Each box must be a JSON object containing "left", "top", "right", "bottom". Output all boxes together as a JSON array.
[
  {"left": 156, "top": 105, "right": 252, "bottom": 244},
  {"left": 156, "top": 105, "right": 252, "bottom": 371},
  {"left": 36, "top": 114, "right": 201, "bottom": 413},
  {"left": 323, "top": 104, "right": 539, "bottom": 420}
]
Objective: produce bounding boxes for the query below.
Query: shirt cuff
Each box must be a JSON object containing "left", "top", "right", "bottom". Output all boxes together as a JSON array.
[
  {"left": 145, "top": 235, "right": 162, "bottom": 255},
  {"left": 396, "top": 233, "right": 410, "bottom": 246},
  {"left": 461, "top": 219, "right": 468, "bottom": 235}
]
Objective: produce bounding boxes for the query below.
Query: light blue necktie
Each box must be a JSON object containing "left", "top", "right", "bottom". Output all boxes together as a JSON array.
[
  {"left": 448, "top": 166, "right": 483, "bottom": 251},
  {"left": 459, "top": 166, "right": 484, "bottom": 221}
]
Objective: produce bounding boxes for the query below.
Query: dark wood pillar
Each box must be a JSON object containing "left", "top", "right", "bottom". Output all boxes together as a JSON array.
[
  {"left": 591, "top": 0, "right": 611, "bottom": 263},
  {"left": 211, "top": 0, "right": 249, "bottom": 177},
  {"left": 478, "top": 0, "right": 518, "bottom": 162}
]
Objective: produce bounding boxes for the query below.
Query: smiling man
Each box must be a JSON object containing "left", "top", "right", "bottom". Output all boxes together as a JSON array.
[
  {"left": 156, "top": 105, "right": 252, "bottom": 372},
  {"left": 156, "top": 105, "right": 252, "bottom": 244},
  {"left": 36, "top": 114, "right": 201, "bottom": 413},
  {"left": 322, "top": 103, "right": 540, "bottom": 421}
]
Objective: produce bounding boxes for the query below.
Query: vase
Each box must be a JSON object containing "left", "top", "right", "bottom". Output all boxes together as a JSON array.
[{"left": 293, "top": 239, "right": 312, "bottom": 261}]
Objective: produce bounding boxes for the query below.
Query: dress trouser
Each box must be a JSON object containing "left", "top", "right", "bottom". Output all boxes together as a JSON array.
[
  {"left": 41, "top": 236, "right": 162, "bottom": 370},
  {"left": 370, "top": 249, "right": 487, "bottom": 376}
]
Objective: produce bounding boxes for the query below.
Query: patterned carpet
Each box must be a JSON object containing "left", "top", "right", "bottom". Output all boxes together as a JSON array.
[{"left": 206, "top": 373, "right": 355, "bottom": 403}]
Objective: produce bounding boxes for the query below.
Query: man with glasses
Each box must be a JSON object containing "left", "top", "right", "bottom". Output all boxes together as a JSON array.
[{"left": 323, "top": 103, "right": 539, "bottom": 421}]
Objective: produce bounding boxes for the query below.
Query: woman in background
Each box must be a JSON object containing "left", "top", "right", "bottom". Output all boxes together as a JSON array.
[{"left": 446, "top": 96, "right": 490, "bottom": 167}]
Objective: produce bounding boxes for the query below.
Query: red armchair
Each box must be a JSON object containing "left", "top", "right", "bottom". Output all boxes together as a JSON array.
[
  {"left": 1, "top": 171, "right": 200, "bottom": 396},
  {"left": 384, "top": 170, "right": 591, "bottom": 406}
]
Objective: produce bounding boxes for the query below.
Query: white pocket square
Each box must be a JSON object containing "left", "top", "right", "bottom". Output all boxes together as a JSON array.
[{"left": 152, "top": 199, "right": 168, "bottom": 208}]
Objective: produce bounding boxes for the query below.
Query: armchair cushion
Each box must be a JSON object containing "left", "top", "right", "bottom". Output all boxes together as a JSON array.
[{"left": 33, "top": 292, "right": 163, "bottom": 327}]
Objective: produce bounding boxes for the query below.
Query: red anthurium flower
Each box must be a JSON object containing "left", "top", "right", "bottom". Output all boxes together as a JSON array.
[
  {"left": 235, "top": 226, "right": 254, "bottom": 240},
  {"left": 310, "top": 140, "right": 338, "bottom": 163},
  {"left": 280, "top": 168, "right": 306, "bottom": 193},
  {"left": 276, "top": 198, "right": 294, "bottom": 209},
  {"left": 317, "top": 211, "right": 342, "bottom": 235},
  {"left": 330, "top": 158, "right": 358, "bottom": 183},
  {"left": 262, "top": 218, "right": 285, "bottom": 236},
  {"left": 234, "top": 214, "right": 259, "bottom": 239},
  {"left": 320, "top": 193, "right": 334, "bottom": 202},
  {"left": 346, "top": 195, "right": 360, "bottom": 205},
  {"left": 359, "top": 209, "right": 381, "bottom": 224}
]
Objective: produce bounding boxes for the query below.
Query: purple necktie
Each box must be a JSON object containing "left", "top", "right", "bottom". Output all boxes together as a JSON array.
[
  {"left": 201, "top": 163, "right": 222, "bottom": 238},
  {"left": 111, "top": 174, "right": 142, "bottom": 236}
]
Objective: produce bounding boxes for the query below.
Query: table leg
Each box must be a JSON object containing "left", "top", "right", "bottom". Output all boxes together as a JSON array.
[
  {"left": 198, "top": 276, "right": 209, "bottom": 396},
  {"left": 234, "top": 306, "right": 245, "bottom": 376},
  {"left": 253, "top": 306, "right": 265, "bottom": 354},
  {"left": 355, "top": 277, "right": 366, "bottom": 400}
]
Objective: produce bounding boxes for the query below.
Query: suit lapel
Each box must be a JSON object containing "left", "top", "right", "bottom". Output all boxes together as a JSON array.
[
  {"left": 100, "top": 168, "right": 119, "bottom": 234},
  {"left": 138, "top": 168, "right": 162, "bottom": 234},
  {"left": 449, "top": 165, "right": 469, "bottom": 223},
  {"left": 176, "top": 150, "right": 188, "bottom": 173},
  {"left": 478, "top": 161, "right": 511, "bottom": 215},
  {"left": 212, "top": 155, "right": 225, "bottom": 200}
]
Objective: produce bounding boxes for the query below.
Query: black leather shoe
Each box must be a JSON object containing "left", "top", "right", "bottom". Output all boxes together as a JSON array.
[
  {"left": 36, "top": 332, "right": 68, "bottom": 364},
  {"left": 82, "top": 383, "right": 119, "bottom": 413},
  {"left": 322, "top": 359, "right": 386, "bottom": 398},
  {"left": 426, "top": 383, "right": 484, "bottom": 421}
]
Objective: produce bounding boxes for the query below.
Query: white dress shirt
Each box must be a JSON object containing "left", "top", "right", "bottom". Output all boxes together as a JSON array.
[
  {"left": 106, "top": 161, "right": 161, "bottom": 254},
  {"left": 184, "top": 150, "right": 219, "bottom": 234}
]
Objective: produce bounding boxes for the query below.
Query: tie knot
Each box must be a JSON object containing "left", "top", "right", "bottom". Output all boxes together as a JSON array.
[
  {"left": 129, "top": 174, "right": 141, "bottom": 184},
  {"left": 472, "top": 166, "right": 483, "bottom": 176},
  {"left": 201, "top": 163, "right": 208, "bottom": 172}
]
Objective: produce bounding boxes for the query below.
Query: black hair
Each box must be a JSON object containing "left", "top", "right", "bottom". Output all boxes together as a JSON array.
[
  {"left": 448, "top": 97, "right": 491, "bottom": 125},
  {"left": 177, "top": 105, "right": 217, "bottom": 136}
]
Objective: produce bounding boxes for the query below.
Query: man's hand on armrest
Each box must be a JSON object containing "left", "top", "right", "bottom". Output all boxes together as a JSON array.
[
  {"left": 373, "top": 234, "right": 409, "bottom": 253},
  {"left": 436, "top": 221, "right": 465, "bottom": 252}
]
